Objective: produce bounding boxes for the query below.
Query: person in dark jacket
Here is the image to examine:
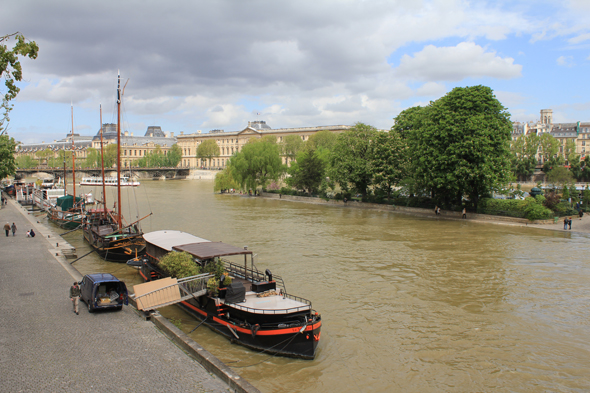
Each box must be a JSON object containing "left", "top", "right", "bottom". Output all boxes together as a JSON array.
[
  {"left": 70, "top": 282, "right": 81, "bottom": 315},
  {"left": 11, "top": 222, "right": 16, "bottom": 236},
  {"left": 4, "top": 222, "right": 10, "bottom": 237}
]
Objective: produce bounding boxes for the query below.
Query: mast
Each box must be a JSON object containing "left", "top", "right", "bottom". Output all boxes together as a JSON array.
[
  {"left": 71, "top": 103, "right": 76, "bottom": 203},
  {"left": 99, "top": 105, "right": 107, "bottom": 219},
  {"left": 116, "top": 72, "right": 122, "bottom": 228}
]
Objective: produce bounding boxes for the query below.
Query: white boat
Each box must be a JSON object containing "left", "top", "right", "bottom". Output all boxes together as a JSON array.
[
  {"left": 80, "top": 176, "right": 140, "bottom": 187},
  {"left": 33, "top": 187, "right": 66, "bottom": 211}
]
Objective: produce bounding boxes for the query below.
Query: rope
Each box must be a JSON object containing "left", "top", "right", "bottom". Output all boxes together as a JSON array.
[{"left": 228, "top": 332, "right": 300, "bottom": 368}]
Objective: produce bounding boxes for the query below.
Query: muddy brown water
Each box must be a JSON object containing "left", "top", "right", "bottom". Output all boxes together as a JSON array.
[{"left": 49, "top": 179, "right": 589, "bottom": 392}]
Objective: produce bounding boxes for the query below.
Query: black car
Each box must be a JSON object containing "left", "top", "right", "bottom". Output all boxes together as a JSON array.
[{"left": 79, "top": 273, "right": 128, "bottom": 312}]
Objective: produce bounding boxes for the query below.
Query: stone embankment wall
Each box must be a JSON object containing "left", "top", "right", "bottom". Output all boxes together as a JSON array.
[{"left": 259, "top": 192, "right": 555, "bottom": 225}]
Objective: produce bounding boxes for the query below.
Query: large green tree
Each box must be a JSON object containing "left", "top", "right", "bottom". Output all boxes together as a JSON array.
[
  {"left": 539, "top": 133, "right": 560, "bottom": 173},
  {"left": 286, "top": 145, "right": 326, "bottom": 194},
  {"left": 214, "top": 166, "right": 240, "bottom": 192},
  {"left": 281, "top": 134, "right": 304, "bottom": 163},
  {"left": 329, "top": 122, "right": 378, "bottom": 197},
  {"left": 1, "top": 33, "right": 38, "bottom": 134},
  {"left": 401, "top": 85, "right": 513, "bottom": 209},
  {"left": 197, "top": 139, "right": 220, "bottom": 168},
  {"left": 0, "top": 134, "right": 17, "bottom": 178},
  {"left": 167, "top": 144, "right": 182, "bottom": 167},
  {"left": 372, "top": 128, "right": 408, "bottom": 202},
  {"left": 511, "top": 134, "right": 540, "bottom": 181},
  {"left": 308, "top": 130, "right": 338, "bottom": 151},
  {"left": 229, "top": 137, "right": 284, "bottom": 191}
]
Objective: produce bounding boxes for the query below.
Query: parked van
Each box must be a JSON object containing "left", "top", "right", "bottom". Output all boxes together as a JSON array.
[{"left": 79, "top": 273, "right": 128, "bottom": 312}]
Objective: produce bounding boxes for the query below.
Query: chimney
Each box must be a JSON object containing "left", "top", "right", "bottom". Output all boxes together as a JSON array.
[
  {"left": 170, "top": 132, "right": 174, "bottom": 137},
  {"left": 124, "top": 131, "right": 128, "bottom": 136},
  {"left": 197, "top": 130, "right": 201, "bottom": 134},
  {"left": 180, "top": 131, "right": 184, "bottom": 135},
  {"left": 131, "top": 132, "right": 134, "bottom": 136}
]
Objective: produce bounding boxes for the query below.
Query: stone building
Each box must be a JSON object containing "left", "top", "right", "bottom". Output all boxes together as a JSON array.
[
  {"left": 177, "top": 120, "right": 352, "bottom": 168},
  {"left": 511, "top": 109, "right": 590, "bottom": 162}
]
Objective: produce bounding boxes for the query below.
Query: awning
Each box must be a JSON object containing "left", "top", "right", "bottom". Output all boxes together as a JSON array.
[{"left": 173, "top": 242, "right": 252, "bottom": 259}]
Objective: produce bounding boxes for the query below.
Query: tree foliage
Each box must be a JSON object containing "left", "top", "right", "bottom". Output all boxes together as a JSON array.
[
  {"left": 281, "top": 134, "right": 304, "bottom": 162},
  {"left": 1, "top": 32, "right": 39, "bottom": 134},
  {"left": 286, "top": 145, "right": 327, "bottom": 194},
  {"left": 546, "top": 166, "right": 574, "bottom": 190},
  {"left": 308, "top": 130, "right": 338, "bottom": 151},
  {"left": 510, "top": 134, "right": 539, "bottom": 180},
  {"left": 329, "top": 122, "right": 378, "bottom": 197},
  {"left": 229, "top": 137, "right": 284, "bottom": 191},
  {"left": 197, "top": 139, "right": 220, "bottom": 168},
  {"left": 399, "top": 85, "right": 512, "bottom": 209},
  {"left": 158, "top": 251, "right": 201, "bottom": 278},
  {"left": 0, "top": 134, "right": 17, "bottom": 178},
  {"left": 372, "top": 129, "right": 408, "bottom": 202},
  {"left": 214, "top": 166, "right": 240, "bottom": 192}
]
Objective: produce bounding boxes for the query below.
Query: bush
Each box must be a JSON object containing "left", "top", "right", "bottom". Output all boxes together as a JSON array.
[
  {"left": 553, "top": 202, "right": 576, "bottom": 217},
  {"left": 523, "top": 200, "right": 553, "bottom": 220},
  {"left": 477, "top": 198, "right": 527, "bottom": 217},
  {"left": 159, "top": 251, "right": 201, "bottom": 278}
]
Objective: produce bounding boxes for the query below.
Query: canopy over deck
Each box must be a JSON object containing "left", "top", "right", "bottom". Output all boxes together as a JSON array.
[
  {"left": 173, "top": 241, "right": 252, "bottom": 259},
  {"left": 144, "top": 230, "right": 210, "bottom": 252}
]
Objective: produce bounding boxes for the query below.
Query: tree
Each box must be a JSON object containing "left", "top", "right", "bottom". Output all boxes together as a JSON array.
[
  {"left": 16, "top": 154, "right": 36, "bottom": 169},
  {"left": 281, "top": 134, "right": 304, "bottom": 163},
  {"left": 104, "top": 143, "right": 117, "bottom": 168},
  {"left": 286, "top": 145, "right": 326, "bottom": 194},
  {"left": 510, "top": 134, "right": 540, "bottom": 181},
  {"left": 1, "top": 33, "right": 39, "bottom": 134},
  {"left": 0, "top": 134, "right": 17, "bottom": 178},
  {"left": 546, "top": 166, "right": 574, "bottom": 191},
  {"left": 308, "top": 130, "right": 338, "bottom": 151},
  {"left": 214, "top": 166, "right": 239, "bottom": 192},
  {"left": 539, "top": 133, "right": 560, "bottom": 172},
  {"left": 35, "top": 148, "right": 53, "bottom": 167},
  {"left": 401, "top": 85, "right": 513, "bottom": 209},
  {"left": 229, "top": 137, "right": 284, "bottom": 191},
  {"left": 329, "top": 122, "right": 378, "bottom": 197},
  {"left": 167, "top": 144, "right": 182, "bottom": 167},
  {"left": 372, "top": 129, "right": 408, "bottom": 203},
  {"left": 83, "top": 147, "right": 100, "bottom": 168},
  {"left": 197, "top": 139, "right": 220, "bottom": 168}
]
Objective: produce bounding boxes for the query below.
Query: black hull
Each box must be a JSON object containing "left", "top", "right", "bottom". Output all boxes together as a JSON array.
[
  {"left": 83, "top": 229, "right": 146, "bottom": 263},
  {"left": 139, "top": 268, "right": 321, "bottom": 359}
]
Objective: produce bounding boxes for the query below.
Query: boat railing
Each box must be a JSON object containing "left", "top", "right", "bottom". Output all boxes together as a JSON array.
[
  {"left": 178, "top": 273, "right": 213, "bottom": 295},
  {"left": 224, "top": 301, "right": 312, "bottom": 315},
  {"left": 221, "top": 259, "right": 287, "bottom": 293}
]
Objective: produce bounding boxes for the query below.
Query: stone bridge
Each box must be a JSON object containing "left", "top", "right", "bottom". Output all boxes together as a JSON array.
[{"left": 15, "top": 167, "right": 191, "bottom": 180}]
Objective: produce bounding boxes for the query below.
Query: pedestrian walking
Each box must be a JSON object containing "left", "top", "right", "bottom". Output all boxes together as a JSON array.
[
  {"left": 4, "top": 222, "right": 10, "bottom": 237},
  {"left": 434, "top": 205, "right": 438, "bottom": 215},
  {"left": 437, "top": 207, "right": 441, "bottom": 215},
  {"left": 11, "top": 222, "right": 16, "bottom": 236},
  {"left": 462, "top": 208, "right": 466, "bottom": 219},
  {"left": 70, "top": 282, "right": 81, "bottom": 315},
  {"left": 564, "top": 217, "right": 568, "bottom": 230},
  {"left": 568, "top": 217, "right": 572, "bottom": 230}
]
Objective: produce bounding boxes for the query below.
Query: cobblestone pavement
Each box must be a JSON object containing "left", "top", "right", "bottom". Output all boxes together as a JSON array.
[{"left": 0, "top": 197, "right": 231, "bottom": 392}]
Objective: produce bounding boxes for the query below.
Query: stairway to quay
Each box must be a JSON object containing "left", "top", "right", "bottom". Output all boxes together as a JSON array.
[{"left": 0, "top": 196, "right": 258, "bottom": 392}]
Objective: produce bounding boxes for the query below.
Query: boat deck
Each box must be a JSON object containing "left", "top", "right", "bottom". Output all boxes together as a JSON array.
[{"left": 222, "top": 291, "right": 311, "bottom": 315}]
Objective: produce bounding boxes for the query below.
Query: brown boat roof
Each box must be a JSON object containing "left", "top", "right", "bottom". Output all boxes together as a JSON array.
[{"left": 172, "top": 242, "right": 252, "bottom": 259}]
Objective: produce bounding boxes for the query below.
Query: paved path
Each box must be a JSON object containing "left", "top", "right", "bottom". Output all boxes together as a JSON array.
[{"left": 0, "top": 197, "right": 231, "bottom": 392}]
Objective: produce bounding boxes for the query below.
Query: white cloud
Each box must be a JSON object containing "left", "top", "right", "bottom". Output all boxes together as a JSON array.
[
  {"left": 557, "top": 55, "right": 575, "bottom": 67},
  {"left": 394, "top": 42, "right": 522, "bottom": 81}
]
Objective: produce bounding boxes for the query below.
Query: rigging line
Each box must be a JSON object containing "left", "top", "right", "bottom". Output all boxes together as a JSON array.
[{"left": 133, "top": 182, "right": 140, "bottom": 221}]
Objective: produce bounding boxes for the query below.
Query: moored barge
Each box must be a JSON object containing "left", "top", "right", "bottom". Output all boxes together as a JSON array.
[{"left": 138, "top": 230, "right": 322, "bottom": 359}]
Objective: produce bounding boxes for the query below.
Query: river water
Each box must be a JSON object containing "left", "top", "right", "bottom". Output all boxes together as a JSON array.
[{"left": 53, "top": 179, "right": 589, "bottom": 392}]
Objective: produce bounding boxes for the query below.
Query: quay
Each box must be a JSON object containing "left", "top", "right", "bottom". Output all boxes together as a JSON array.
[{"left": 0, "top": 197, "right": 259, "bottom": 392}]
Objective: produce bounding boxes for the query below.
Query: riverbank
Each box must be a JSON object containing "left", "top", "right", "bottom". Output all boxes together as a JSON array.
[
  {"left": 0, "top": 196, "right": 259, "bottom": 393},
  {"left": 258, "top": 191, "right": 590, "bottom": 235}
]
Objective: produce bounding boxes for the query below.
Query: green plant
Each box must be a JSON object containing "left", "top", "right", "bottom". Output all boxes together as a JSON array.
[
  {"left": 158, "top": 251, "right": 201, "bottom": 278},
  {"left": 169, "top": 318, "right": 182, "bottom": 329},
  {"left": 207, "top": 277, "right": 220, "bottom": 296}
]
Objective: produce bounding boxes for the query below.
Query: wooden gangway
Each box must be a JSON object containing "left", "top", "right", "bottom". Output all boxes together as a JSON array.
[{"left": 133, "top": 273, "right": 213, "bottom": 311}]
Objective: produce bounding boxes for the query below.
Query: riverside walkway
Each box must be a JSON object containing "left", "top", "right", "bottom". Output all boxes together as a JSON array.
[{"left": 0, "top": 198, "right": 231, "bottom": 392}]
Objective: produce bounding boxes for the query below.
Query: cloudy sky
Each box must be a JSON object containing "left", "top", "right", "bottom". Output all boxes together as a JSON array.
[{"left": 2, "top": 0, "right": 590, "bottom": 143}]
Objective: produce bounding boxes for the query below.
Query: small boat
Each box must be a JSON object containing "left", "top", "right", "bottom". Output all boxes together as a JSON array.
[
  {"left": 80, "top": 176, "right": 140, "bottom": 187},
  {"left": 32, "top": 187, "right": 66, "bottom": 211},
  {"left": 47, "top": 195, "right": 84, "bottom": 229},
  {"left": 138, "top": 230, "right": 322, "bottom": 359}
]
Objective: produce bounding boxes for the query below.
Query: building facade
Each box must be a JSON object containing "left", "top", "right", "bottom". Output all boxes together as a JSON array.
[{"left": 177, "top": 120, "right": 352, "bottom": 168}]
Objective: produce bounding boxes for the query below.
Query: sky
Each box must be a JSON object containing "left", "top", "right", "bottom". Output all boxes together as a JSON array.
[{"left": 2, "top": 0, "right": 590, "bottom": 144}]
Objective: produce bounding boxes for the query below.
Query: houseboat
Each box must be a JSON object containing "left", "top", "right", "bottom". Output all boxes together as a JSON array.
[{"left": 138, "top": 230, "right": 322, "bottom": 359}]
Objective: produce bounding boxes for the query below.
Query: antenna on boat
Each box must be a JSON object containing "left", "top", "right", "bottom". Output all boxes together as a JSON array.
[
  {"left": 70, "top": 102, "right": 76, "bottom": 203},
  {"left": 116, "top": 71, "right": 122, "bottom": 229}
]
